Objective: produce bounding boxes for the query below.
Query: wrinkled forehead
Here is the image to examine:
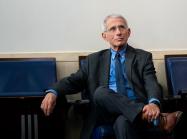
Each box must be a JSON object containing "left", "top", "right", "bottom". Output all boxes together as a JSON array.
[{"left": 106, "top": 17, "right": 127, "bottom": 27}]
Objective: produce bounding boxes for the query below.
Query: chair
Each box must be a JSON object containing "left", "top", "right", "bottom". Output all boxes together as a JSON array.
[
  {"left": 164, "top": 54, "right": 187, "bottom": 139},
  {"left": 0, "top": 58, "right": 66, "bottom": 139},
  {"left": 74, "top": 56, "right": 114, "bottom": 139},
  {"left": 165, "top": 54, "right": 187, "bottom": 98},
  {"left": 164, "top": 54, "right": 187, "bottom": 112}
]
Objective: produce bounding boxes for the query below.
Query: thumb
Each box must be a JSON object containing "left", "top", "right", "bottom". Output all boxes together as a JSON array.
[{"left": 142, "top": 105, "right": 147, "bottom": 113}]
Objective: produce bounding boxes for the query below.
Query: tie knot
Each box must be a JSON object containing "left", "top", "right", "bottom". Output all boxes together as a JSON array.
[{"left": 116, "top": 52, "right": 121, "bottom": 59}]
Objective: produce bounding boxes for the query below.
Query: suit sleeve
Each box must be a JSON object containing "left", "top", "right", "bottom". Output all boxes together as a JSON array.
[
  {"left": 51, "top": 58, "right": 88, "bottom": 95},
  {"left": 143, "top": 53, "right": 162, "bottom": 102}
]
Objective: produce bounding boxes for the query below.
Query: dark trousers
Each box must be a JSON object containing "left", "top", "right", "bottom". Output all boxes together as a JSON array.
[
  {"left": 93, "top": 86, "right": 147, "bottom": 139},
  {"left": 173, "top": 111, "right": 187, "bottom": 139}
]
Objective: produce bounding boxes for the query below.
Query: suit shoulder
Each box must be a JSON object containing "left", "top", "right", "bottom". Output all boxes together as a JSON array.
[
  {"left": 127, "top": 46, "right": 152, "bottom": 60},
  {"left": 134, "top": 48, "right": 152, "bottom": 56},
  {"left": 87, "top": 49, "right": 109, "bottom": 59},
  {"left": 127, "top": 45, "right": 152, "bottom": 56},
  {"left": 130, "top": 48, "right": 152, "bottom": 60}
]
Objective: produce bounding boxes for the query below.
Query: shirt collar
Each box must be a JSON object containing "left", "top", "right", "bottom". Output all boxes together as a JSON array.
[{"left": 110, "top": 45, "right": 127, "bottom": 60}]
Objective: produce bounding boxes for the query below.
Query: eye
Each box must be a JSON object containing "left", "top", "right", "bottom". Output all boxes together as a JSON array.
[
  {"left": 108, "top": 26, "right": 116, "bottom": 32},
  {"left": 119, "top": 25, "right": 126, "bottom": 29},
  {"left": 107, "top": 25, "right": 127, "bottom": 33}
]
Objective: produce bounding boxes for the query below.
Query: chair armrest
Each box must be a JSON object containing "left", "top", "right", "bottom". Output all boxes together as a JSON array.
[
  {"left": 67, "top": 99, "right": 90, "bottom": 115},
  {"left": 67, "top": 99, "right": 90, "bottom": 104},
  {"left": 163, "top": 95, "right": 182, "bottom": 101},
  {"left": 178, "top": 90, "right": 187, "bottom": 99}
]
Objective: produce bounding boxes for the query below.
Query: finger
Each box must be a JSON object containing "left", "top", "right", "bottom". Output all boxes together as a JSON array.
[
  {"left": 148, "top": 112, "right": 153, "bottom": 122},
  {"left": 150, "top": 110, "right": 160, "bottom": 121},
  {"left": 47, "top": 105, "right": 54, "bottom": 116},
  {"left": 142, "top": 107, "right": 146, "bottom": 113},
  {"left": 43, "top": 104, "right": 49, "bottom": 116},
  {"left": 154, "top": 110, "right": 160, "bottom": 119},
  {"left": 149, "top": 110, "right": 157, "bottom": 122},
  {"left": 150, "top": 113, "right": 156, "bottom": 121},
  {"left": 144, "top": 111, "right": 151, "bottom": 122},
  {"left": 41, "top": 100, "right": 49, "bottom": 116},
  {"left": 40, "top": 101, "right": 46, "bottom": 114}
]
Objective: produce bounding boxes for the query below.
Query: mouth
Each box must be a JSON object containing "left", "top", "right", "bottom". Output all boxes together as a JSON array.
[{"left": 115, "top": 38, "right": 124, "bottom": 41}]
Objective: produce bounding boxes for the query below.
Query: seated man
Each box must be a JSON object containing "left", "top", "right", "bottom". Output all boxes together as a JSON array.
[{"left": 40, "top": 14, "right": 182, "bottom": 139}]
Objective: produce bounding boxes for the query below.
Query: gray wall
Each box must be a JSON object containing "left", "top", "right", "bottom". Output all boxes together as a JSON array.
[{"left": 1, "top": 0, "right": 187, "bottom": 53}]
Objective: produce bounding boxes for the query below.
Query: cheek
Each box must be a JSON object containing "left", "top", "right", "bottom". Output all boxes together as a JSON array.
[
  {"left": 106, "top": 36, "right": 114, "bottom": 42},
  {"left": 125, "top": 32, "right": 130, "bottom": 38}
]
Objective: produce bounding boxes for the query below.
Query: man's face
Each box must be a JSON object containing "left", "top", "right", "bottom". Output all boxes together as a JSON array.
[{"left": 102, "top": 17, "right": 131, "bottom": 50}]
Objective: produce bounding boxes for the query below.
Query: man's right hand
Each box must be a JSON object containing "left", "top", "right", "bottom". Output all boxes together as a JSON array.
[{"left": 40, "top": 92, "right": 57, "bottom": 116}]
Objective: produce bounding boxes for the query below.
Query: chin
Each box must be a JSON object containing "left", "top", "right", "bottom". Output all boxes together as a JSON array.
[
  {"left": 115, "top": 43, "right": 125, "bottom": 47},
  {"left": 116, "top": 41, "right": 126, "bottom": 46}
]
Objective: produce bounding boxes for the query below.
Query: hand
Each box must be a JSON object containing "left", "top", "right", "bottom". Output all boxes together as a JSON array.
[
  {"left": 142, "top": 103, "right": 160, "bottom": 122},
  {"left": 40, "top": 92, "right": 57, "bottom": 116}
]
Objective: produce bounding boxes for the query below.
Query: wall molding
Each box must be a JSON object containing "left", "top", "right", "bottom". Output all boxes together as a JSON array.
[{"left": 0, "top": 50, "right": 187, "bottom": 61}]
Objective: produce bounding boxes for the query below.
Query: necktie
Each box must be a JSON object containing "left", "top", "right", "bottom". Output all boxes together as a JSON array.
[{"left": 115, "top": 52, "right": 127, "bottom": 95}]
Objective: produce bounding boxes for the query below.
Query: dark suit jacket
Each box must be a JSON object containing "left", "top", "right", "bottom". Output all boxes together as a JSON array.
[{"left": 52, "top": 45, "right": 162, "bottom": 139}]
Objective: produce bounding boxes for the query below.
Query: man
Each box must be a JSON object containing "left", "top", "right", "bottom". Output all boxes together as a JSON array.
[{"left": 40, "top": 14, "right": 182, "bottom": 139}]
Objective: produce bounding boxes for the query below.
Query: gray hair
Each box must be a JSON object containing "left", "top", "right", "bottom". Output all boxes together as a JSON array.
[{"left": 102, "top": 14, "right": 129, "bottom": 32}]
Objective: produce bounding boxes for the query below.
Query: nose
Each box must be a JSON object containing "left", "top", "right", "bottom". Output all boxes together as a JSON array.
[{"left": 115, "top": 28, "right": 122, "bottom": 35}]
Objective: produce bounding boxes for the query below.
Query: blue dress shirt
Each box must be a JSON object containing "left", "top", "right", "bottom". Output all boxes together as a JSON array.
[{"left": 109, "top": 47, "right": 136, "bottom": 100}]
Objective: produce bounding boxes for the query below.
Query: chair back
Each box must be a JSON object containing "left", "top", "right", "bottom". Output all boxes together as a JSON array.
[
  {"left": 165, "top": 55, "right": 187, "bottom": 96},
  {"left": 79, "top": 56, "right": 115, "bottom": 139},
  {"left": 79, "top": 56, "right": 89, "bottom": 100},
  {"left": 0, "top": 58, "right": 57, "bottom": 97}
]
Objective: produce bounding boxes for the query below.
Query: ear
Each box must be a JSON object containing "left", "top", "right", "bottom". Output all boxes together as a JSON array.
[
  {"left": 127, "top": 28, "right": 131, "bottom": 37},
  {"left": 102, "top": 32, "right": 107, "bottom": 40}
]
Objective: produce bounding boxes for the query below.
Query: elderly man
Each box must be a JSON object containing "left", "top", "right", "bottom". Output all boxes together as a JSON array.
[{"left": 40, "top": 14, "right": 182, "bottom": 139}]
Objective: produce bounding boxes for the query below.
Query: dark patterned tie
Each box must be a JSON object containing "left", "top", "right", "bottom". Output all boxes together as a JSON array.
[{"left": 115, "top": 52, "right": 127, "bottom": 95}]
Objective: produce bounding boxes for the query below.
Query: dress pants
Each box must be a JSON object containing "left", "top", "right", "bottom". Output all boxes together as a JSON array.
[{"left": 93, "top": 86, "right": 146, "bottom": 139}]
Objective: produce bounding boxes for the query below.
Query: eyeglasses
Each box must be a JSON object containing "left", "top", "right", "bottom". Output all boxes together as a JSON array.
[{"left": 106, "top": 25, "right": 128, "bottom": 33}]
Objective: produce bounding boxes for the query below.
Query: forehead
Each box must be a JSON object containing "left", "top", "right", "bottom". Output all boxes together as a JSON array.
[{"left": 106, "top": 17, "right": 126, "bottom": 27}]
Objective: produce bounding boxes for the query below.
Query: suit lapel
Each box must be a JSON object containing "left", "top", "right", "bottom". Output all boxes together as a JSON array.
[
  {"left": 99, "top": 50, "right": 111, "bottom": 86},
  {"left": 98, "top": 46, "right": 135, "bottom": 87},
  {"left": 125, "top": 45, "right": 136, "bottom": 84}
]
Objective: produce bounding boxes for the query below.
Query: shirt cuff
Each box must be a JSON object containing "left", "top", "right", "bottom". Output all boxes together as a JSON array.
[
  {"left": 149, "top": 98, "right": 160, "bottom": 107},
  {"left": 45, "top": 89, "right": 58, "bottom": 96}
]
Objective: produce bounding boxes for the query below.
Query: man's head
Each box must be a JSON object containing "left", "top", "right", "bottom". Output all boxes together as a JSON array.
[{"left": 102, "top": 14, "right": 131, "bottom": 51}]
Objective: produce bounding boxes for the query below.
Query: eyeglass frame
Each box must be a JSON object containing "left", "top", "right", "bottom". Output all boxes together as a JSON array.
[{"left": 105, "top": 25, "right": 129, "bottom": 33}]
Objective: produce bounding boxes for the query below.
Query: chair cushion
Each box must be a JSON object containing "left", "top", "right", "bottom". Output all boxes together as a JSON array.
[{"left": 92, "top": 125, "right": 114, "bottom": 139}]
